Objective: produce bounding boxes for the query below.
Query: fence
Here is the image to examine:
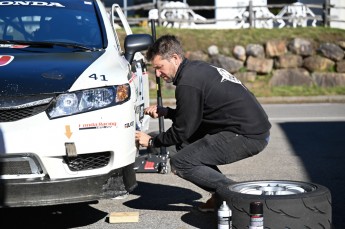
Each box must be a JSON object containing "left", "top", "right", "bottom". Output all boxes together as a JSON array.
[{"left": 109, "top": 0, "right": 345, "bottom": 29}]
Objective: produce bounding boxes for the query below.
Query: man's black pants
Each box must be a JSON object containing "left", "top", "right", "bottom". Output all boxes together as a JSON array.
[{"left": 169, "top": 131, "right": 269, "bottom": 192}]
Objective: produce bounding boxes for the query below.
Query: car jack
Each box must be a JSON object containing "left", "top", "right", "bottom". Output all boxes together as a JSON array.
[
  {"left": 134, "top": 148, "right": 170, "bottom": 174},
  {"left": 135, "top": 19, "right": 170, "bottom": 174}
]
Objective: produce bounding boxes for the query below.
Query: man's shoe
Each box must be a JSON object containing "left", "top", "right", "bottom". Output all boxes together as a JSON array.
[{"left": 198, "top": 195, "right": 216, "bottom": 213}]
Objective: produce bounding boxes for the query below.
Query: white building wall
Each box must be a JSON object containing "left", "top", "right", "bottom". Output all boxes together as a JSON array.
[
  {"left": 330, "top": 0, "right": 345, "bottom": 29},
  {"left": 215, "top": 0, "right": 267, "bottom": 28}
]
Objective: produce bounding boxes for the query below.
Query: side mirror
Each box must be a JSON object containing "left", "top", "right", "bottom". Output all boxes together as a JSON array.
[{"left": 124, "top": 34, "right": 153, "bottom": 63}]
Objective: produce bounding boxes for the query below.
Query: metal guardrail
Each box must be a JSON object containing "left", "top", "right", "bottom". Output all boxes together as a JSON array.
[{"left": 108, "top": 0, "right": 344, "bottom": 29}]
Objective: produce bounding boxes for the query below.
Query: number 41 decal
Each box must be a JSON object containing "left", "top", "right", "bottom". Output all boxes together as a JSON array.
[{"left": 89, "top": 73, "right": 108, "bottom": 81}]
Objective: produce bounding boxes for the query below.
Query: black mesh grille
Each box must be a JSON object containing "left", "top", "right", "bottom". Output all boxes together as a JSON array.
[
  {"left": 0, "top": 161, "right": 33, "bottom": 175},
  {"left": 0, "top": 103, "right": 51, "bottom": 122},
  {"left": 64, "top": 152, "right": 111, "bottom": 171}
]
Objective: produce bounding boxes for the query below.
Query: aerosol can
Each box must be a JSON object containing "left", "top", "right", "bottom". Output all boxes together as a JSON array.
[
  {"left": 249, "top": 201, "right": 264, "bottom": 229},
  {"left": 218, "top": 201, "right": 232, "bottom": 229}
]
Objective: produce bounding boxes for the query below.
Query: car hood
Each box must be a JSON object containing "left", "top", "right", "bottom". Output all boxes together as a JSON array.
[{"left": 0, "top": 51, "right": 104, "bottom": 97}]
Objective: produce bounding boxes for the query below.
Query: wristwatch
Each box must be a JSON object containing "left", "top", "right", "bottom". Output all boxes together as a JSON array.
[{"left": 148, "top": 137, "right": 154, "bottom": 148}]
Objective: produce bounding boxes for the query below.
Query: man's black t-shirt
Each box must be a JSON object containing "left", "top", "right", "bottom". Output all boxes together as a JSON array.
[{"left": 153, "top": 59, "right": 271, "bottom": 147}]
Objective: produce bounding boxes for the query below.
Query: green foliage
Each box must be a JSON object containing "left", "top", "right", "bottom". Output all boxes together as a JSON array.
[
  {"left": 328, "top": 64, "right": 336, "bottom": 72},
  {"left": 238, "top": 67, "right": 247, "bottom": 73}
]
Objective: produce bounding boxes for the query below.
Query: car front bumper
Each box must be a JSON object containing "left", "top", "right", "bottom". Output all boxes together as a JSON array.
[{"left": 0, "top": 163, "right": 137, "bottom": 208}]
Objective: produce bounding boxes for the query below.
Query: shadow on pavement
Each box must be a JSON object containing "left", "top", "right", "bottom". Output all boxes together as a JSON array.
[
  {"left": 123, "top": 181, "right": 216, "bottom": 228},
  {"left": 124, "top": 181, "right": 202, "bottom": 211},
  {"left": 279, "top": 121, "right": 345, "bottom": 229},
  {"left": 181, "top": 210, "right": 216, "bottom": 229},
  {"left": 0, "top": 201, "right": 107, "bottom": 228}
]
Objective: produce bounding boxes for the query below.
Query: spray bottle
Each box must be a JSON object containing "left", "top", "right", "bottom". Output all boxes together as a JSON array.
[{"left": 218, "top": 201, "right": 232, "bottom": 229}]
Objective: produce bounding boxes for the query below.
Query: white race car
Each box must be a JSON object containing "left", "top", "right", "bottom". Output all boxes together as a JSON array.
[{"left": 0, "top": 0, "right": 152, "bottom": 207}]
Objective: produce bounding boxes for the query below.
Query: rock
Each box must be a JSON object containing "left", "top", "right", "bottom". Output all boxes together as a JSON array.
[
  {"left": 312, "top": 72, "right": 345, "bottom": 87},
  {"left": 210, "top": 54, "right": 244, "bottom": 73},
  {"left": 266, "top": 39, "right": 287, "bottom": 57},
  {"left": 185, "top": 50, "right": 209, "bottom": 62},
  {"left": 275, "top": 54, "right": 303, "bottom": 68},
  {"left": 288, "top": 38, "right": 314, "bottom": 56},
  {"left": 246, "top": 56, "right": 273, "bottom": 74},
  {"left": 337, "top": 41, "right": 345, "bottom": 49},
  {"left": 233, "top": 45, "right": 246, "bottom": 61},
  {"left": 234, "top": 72, "right": 257, "bottom": 82},
  {"left": 319, "top": 42, "right": 344, "bottom": 61},
  {"left": 336, "top": 60, "right": 345, "bottom": 73},
  {"left": 246, "top": 44, "right": 265, "bottom": 58},
  {"left": 208, "top": 45, "right": 219, "bottom": 56},
  {"left": 269, "top": 68, "right": 313, "bottom": 86},
  {"left": 303, "top": 56, "right": 335, "bottom": 72}
]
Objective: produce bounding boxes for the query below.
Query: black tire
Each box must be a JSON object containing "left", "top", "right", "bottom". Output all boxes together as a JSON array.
[{"left": 216, "top": 180, "right": 332, "bottom": 229}]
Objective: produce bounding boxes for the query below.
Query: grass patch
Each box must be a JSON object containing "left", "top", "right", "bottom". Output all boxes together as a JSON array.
[
  {"left": 272, "top": 86, "right": 326, "bottom": 96},
  {"left": 260, "top": 86, "right": 345, "bottom": 97},
  {"left": 128, "top": 26, "right": 345, "bottom": 55},
  {"left": 149, "top": 85, "right": 345, "bottom": 99}
]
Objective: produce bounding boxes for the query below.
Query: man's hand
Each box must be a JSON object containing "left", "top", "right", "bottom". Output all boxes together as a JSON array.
[
  {"left": 144, "top": 105, "right": 168, "bottom": 119},
  {"left": 135, "top": 131, "right": 152, "bottom": 147}
]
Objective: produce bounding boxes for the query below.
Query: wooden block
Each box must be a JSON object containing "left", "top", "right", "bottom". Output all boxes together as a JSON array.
[{"left": 109, "top": 212, "right": 139, "bottom": 223}]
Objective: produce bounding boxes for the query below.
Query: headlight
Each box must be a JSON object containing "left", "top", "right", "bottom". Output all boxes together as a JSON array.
[{"left": 47, "top": 84, "right": 130, "bottom": 119}]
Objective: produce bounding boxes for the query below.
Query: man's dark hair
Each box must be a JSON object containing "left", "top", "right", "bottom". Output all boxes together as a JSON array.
[{"left": 146, "top": 34, "right": 184, "bottom": 61}]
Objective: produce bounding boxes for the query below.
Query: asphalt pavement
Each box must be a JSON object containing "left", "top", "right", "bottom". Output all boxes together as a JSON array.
[{"left": 1, "top": 101, "right": 344, "bottom": 229}]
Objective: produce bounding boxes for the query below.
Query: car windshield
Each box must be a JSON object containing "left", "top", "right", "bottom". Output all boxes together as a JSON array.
[{"left": 0, "top": 1, "right": 103, "bottom": 49}]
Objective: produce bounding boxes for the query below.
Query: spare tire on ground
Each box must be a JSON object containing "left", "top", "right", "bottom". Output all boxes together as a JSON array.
[{"left": 216, "top": 180, "right": 332, "bottom": 229}]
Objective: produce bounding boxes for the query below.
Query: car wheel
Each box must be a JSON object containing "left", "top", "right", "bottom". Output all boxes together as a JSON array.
[{"left": 216, "top": 180, "right": 332, "bottom": 229}]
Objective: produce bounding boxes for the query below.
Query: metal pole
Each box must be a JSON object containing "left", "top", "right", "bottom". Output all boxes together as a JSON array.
[
  {"left": 150, "top": 19, "right": 166, "bottom": 156},
  {"left": 323, "top": 0, "right": 330, "bottom": 27},
  {"left": 249, "top": 0, "right": 254, "bottom": 28}
]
